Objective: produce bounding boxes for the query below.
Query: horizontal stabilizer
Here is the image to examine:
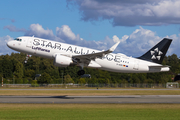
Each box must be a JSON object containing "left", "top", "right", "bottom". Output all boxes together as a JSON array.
[
  {"left": 148, "top": 65, "right": 170, "bottom": 68},
  {"left": 148, "top": 65, "right": 170, "bottom": 72}
]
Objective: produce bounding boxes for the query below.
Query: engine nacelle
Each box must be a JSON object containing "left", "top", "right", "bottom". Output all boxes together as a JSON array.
[{"left": 53, "top": 54, "right": 72, "bottom": 67}]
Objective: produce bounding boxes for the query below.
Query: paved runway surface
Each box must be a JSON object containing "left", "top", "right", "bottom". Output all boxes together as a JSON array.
[{"left": 1, "top": 95, "right": 180, "bottom": 104}]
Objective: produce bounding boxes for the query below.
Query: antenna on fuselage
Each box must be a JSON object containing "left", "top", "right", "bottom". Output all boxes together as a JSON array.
[{"left": 32, "top": 35, "right": 34, "bottom": 37}]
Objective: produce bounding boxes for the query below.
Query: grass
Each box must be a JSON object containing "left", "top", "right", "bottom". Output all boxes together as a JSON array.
[
  {"left": 0, "top": 104, "right": 180, "bottom": 120},
  {"left": 0, "top": 89, "right": 180, "bottom": 96}
]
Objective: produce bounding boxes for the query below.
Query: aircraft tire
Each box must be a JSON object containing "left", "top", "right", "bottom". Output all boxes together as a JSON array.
[{"left": 77, "top": 70, "right": 85, "bottom": 76}]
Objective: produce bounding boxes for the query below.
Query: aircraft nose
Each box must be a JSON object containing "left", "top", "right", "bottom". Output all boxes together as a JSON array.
[{"left": 7, "top": 40, "right": 14, "bottom": 48}]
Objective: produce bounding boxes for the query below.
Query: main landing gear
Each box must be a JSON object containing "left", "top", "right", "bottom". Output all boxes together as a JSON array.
[
  {"left": 77, "top": 63, "right": 86, "bottom": 76},
  {"left": 77, "top": 69, "right": 85, "bottom": 76}
]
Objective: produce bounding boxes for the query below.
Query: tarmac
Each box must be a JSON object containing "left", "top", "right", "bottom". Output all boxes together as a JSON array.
[{"left": 1, "top": 95, "right": 180, "bottom": 104}]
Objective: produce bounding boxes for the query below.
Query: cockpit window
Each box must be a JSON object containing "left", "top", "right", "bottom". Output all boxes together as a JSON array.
[{"left": 14, "top": 38, "right": 22, "bottom": 42}]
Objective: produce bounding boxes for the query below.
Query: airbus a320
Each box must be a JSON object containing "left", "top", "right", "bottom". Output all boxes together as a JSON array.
[{"left": 7, "top": 36, "right": 172, "bottom": 76}]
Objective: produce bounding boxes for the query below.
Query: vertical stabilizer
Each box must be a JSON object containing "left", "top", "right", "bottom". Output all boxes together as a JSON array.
[{"left": 139, "top": 38, "right": 172, "bottom": 64}]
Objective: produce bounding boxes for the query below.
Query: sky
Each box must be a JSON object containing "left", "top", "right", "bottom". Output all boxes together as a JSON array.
[{"left": 0, "top": 0, "right": 180, "bottom": 57}]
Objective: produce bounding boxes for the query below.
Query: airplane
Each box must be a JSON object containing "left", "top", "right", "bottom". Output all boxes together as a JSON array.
[{"left": 7, "top": 36, "right": 172, "bottom": 76}]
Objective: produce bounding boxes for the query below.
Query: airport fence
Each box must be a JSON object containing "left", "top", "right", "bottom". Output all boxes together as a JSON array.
[{"left": 0, "top": 83, "right": 179, "bottom": 88}]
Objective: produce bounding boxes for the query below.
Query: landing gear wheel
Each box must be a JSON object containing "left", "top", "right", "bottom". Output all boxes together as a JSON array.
[{"left": 77, "top": 70, "right": 85, "bottom": 76}]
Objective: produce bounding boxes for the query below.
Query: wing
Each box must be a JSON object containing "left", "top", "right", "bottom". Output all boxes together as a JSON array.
[{"left": 72, "top": 41, "right": 120, "bottom": 62}]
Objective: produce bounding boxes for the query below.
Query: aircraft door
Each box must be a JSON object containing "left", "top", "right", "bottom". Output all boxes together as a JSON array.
[
  {"left": 133, "top": 59, "right": 139, "bottom": 70},
  {"left": 26, "top": 38, "right": 32, "bottom": 48}
]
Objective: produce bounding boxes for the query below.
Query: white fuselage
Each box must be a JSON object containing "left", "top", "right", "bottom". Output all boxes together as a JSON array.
[{"left": 7, "top": 36, "right": 169, "bottom": 73}]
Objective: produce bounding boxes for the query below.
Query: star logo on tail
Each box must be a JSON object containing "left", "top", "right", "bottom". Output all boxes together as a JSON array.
[{"left": 150, "top": 47, "right": 163, "bottom": 60}]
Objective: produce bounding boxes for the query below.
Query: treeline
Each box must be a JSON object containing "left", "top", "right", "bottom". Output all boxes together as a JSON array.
[{"left": 0, "top": 53, "right": 179, "bottom": 84}]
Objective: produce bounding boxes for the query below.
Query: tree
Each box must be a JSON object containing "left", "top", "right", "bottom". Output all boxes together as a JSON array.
[
  {"left": 166, "top": 54, "right": 180, "bottom": 74},
  {"left": 2, "top": 55, "right": 13, "bottom": 78},
  {"left": 0, "top": 52, "right": 179, "bottom": 84},
  {"left": 78, "top": 78, "right": 86, "bottom": 84},
  {"left": 14, "top": 61, "right": 24, "bottom": 79},
  {"left": 24, "top": 69, "right": 35, "bottom": 78},
  {"left": 64, "top": 74, "right": 74, "bottom": 84},
  {"left": 31, "top": 56, "right": 41, "bottom": 74},
  {"left": 38, "top": 72, "right": 52, "bottom": 84}
]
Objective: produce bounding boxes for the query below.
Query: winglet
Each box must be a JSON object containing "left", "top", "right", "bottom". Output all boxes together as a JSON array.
[{"left": 109, "top": 41, "right": 120, "bottom": 52}]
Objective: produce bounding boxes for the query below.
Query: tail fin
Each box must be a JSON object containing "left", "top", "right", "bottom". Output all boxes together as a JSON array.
[{"left": 139, "top": 38, "right": 172, "bottom": 64}]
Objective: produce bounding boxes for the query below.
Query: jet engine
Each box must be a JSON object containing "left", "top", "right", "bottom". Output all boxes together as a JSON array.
[{"left": 53, "top": 54, "right": 73, "bottom": 67}]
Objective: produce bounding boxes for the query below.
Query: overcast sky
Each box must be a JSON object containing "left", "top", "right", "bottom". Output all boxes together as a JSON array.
[{"left": 1, "top": 0, "right": 180, "bottom": 57}]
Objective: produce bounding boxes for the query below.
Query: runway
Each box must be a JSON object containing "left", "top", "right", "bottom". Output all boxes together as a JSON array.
[{"left": 1, "top": 95, "right": 180, "bottom": 104}]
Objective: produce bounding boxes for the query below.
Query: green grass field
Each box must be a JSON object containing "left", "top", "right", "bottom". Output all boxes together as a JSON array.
[{"left": 0, "top": 104, "right": 180, "bottom": 120}]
